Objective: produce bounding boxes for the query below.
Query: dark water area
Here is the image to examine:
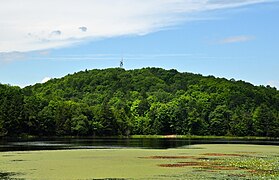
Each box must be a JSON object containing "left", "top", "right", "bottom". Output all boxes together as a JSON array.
[{"left": 0, "top": 137, "right": 278, "bottom": 152}]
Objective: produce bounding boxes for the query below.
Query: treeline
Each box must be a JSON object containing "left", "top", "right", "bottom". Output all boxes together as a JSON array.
[{"left": 1, "top": 68, "right": 279, "bottom": 137}]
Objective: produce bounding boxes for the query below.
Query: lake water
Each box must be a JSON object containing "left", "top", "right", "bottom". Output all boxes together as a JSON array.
[{"left": 0, "top": 137, "right": 278, "bottom": 152}]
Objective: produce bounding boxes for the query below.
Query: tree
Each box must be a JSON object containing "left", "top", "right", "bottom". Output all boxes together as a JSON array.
[
  {"left": 0, "top": 85, "right": 24, "bottom": 136},
  {"left": 230, "top": 108, "right": 253, "bottom": 136},
  {"left": 253, "top": 104, "right": 278, "bottom": 137},
  {"left": 209, "top": 105, "right": 232, "bottom": 136},
  {"left": 71, "top": 114, "right": 89, "bottom": 136},
  {"left": 23, "top": 95, "right": 48, "bottom": 135}
]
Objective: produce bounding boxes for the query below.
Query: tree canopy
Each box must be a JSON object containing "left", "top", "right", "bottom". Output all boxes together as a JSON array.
[{"left": 1, "top": 68, "right": 278, "bottom": 137}]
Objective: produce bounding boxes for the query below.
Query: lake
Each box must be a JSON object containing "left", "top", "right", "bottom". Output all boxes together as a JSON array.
[
  {"left": 1, "top": 137, "right": 279, "bottom": 179},
  {"left": 1, "top": 137, "right": 278, "bottom": 152}
]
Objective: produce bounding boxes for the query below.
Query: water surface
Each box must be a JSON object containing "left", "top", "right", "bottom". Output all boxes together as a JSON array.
[{"left": 1, "top": 137, "right": 278, "bottom": 152}]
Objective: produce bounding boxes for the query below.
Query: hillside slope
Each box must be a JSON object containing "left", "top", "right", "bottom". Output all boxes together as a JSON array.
[{"left": 1, "top": 68, "right": 279, "bottom": 137}]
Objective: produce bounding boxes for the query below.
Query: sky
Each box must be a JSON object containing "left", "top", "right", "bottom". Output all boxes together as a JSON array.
[{"left": 0, "top": 0, "right": 279, "bottom": 89}]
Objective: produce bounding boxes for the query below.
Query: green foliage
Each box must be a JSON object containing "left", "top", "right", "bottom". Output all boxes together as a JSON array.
[
  {"left": 253, "top": 104, "right": 279, "bottom": 137},
  {"left": 209, "top": 105, "right": 232, "bottom": 136},
  {"left": 0, "top": 84, "right": 24, "bottom": 136},
  {"left": 1, "top": 68, "right": 279, "bottom": 137}
]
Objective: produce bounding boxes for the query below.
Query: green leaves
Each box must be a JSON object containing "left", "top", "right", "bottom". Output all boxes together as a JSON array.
[
  {"left": 0, "top": 84, "right": 24, "bottom": 136},
  {"left": 1, "top": 68, "right": 279, "bottom": 137}
]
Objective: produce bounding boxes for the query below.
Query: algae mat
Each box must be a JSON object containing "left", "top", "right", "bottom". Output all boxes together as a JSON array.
[{"left": 0, "top": 144, "right": 279, "bottom": 179}]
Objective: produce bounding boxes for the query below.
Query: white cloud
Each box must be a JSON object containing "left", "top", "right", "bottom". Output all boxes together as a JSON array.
[
  {"left": 0, "top": 51, "right": 26, "bottom": 63},
  {"left": 219, "top": 35, "right": 255, "bottom": 44},
  {"left": 0, "top": 0, "right": 272, "bottom": 53},
  {"left": 50, "top": 30, "right": 62, "bottom": 36},
  {"left": 79, "top": 27, "right": 88, "bottom": 32},
  {"left": 267, "top": 81, "right": 279, "bottom": 89},
  {"left": 41, "top": 77, "right": 51, "bottom": 83},
  {"left": 38, "top": 50, "right": 51, "bottom": 56}
]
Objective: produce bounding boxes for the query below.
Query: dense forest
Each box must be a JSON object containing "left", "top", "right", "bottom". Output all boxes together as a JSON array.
[{"left": 1, "top": 68, "right": 279, "bottom": 137}]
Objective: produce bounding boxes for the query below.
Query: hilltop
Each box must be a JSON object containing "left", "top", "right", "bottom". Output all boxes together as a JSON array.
[{"left": 1, "top": 68, "right": 278, "bottom": 137}]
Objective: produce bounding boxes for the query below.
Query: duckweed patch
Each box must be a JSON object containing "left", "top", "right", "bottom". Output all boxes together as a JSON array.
[{"left": 0, "top": 144, "right": 278, "bottom": 179}]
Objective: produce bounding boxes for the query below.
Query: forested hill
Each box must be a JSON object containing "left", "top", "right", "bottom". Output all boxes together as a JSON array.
[{"left": 1, "top": 68, "right": 279, "bottom": 137}]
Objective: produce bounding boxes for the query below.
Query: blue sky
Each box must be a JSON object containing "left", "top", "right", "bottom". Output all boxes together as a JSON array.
[{"left": 0, "top": 0, "right": 279, "bottom": 89}]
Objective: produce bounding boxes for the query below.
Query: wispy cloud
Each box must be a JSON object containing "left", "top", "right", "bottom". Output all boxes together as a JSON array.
[
  {"left": 0, "top": 52, "right": 26, "bottom": 64},
  {"left": 38, "top": 50, "right": 51, "bottom": 56},
  {"left": 28, "top": 53, "right": 248, "bottom": 62},
  {"left": 0, "top": 0, "right": 272, "bottom": 53},
  {"left": 267, "top": 80, "right": 279, "bottom": 89},
  {"left": 219, "top": 35, "right": 255, "bottom": 44},
  {"left": 41, "top": 77, "right": 51, "bottom": 83}
]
